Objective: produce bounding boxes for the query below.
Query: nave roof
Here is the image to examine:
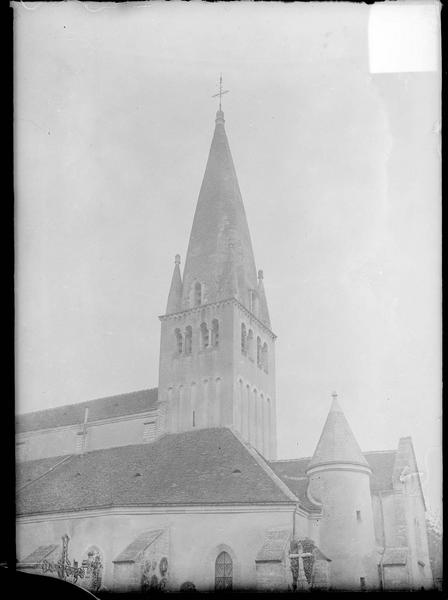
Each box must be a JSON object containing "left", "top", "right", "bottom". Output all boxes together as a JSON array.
[
  {"left": 16, "top": 427, "right": 298, "bottom": 516},
  {"left": 16, "top": 388, "right": 159, "bottom": 433}
]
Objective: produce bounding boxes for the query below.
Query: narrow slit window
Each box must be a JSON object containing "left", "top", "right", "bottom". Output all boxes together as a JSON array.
[
  {"left": 194, "top": 282, "right": 202, "bottom": 306},
  {"left": 247, "top": 330, "right": 254, "bottom": 360},
  {"left": 212, "top": 319, "right": 219, "bottom": 347},
  {"left": 192, "top": 410, "right": 196, "bottom": 428},
  {"left": 185, "top": 326, "right": 192, "bottom": 355},
  {"left": 360, "top": 577, "right": 366, "bottom": 591},
  {"left": 200, "top": 322, "right": 209, "bottom": 349},
  {"left": 175, "top": 328, "right": 183, "bottom": 354},
  {"left": 262, "top": 342, "right": 268, "bottom": 373},
  {"left": 356, "top": 510, "right": 362, "bottom": 522},
  {"left": 241, "top": 323, "right": 247, "bottom": 355}
]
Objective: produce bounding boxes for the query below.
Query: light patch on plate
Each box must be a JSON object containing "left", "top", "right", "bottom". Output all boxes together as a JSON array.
[{"left": 368, "top": 1, "right": 440, "bottom": 74}]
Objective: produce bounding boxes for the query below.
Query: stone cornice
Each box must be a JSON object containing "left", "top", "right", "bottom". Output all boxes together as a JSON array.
[
  {"left": 306, "top": 461, "right": 372, "bottom": 477},
  {"left": 159, "top": 297, "right": 277, "bottom": 340},
  {"left": 16, "top": 503, "right": 296, "bottom": 523}
]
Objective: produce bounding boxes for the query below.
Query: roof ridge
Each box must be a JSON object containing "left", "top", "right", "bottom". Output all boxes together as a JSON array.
[{"left": 228, "top": 428, "right": 298, "bottom": 504}]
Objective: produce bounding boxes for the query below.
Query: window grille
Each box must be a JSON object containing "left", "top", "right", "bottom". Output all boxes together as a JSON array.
[
  {"left": 143, "top": 421, "right": 156, "bottom": 443},
  {"left": 215, "top": 551, "right": 233, "bottom": 591}
]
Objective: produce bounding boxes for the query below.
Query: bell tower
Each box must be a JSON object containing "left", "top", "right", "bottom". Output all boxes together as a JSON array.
[{"left": 158, "top": 102, "right": 277, "bottom": 459}]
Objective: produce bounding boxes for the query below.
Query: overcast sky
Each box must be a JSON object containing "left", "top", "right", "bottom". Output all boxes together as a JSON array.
[{"left": 14, "top": 2, "right": 441, "bottom": 514}]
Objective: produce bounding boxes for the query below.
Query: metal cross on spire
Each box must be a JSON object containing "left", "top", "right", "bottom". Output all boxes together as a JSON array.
[{"left": 212, "top": 74, "right": 229, "bottom": 110}]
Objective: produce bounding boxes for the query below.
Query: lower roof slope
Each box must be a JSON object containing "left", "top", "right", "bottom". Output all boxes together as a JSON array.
[{"left": 16, "top": 428, "right": 297, "bottom": 516}]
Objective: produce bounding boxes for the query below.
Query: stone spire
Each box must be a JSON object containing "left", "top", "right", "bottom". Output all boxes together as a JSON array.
[
  {"left": 166, "top": 254, "right": 183, "bottom": 314},
  {"left": 307, "top": 393, "right": 369, "bottom": 470},
  {"left": 181, "top": 109, "right": 258, "bottom": 312},
  {"left": 257, "top": 269, "right": 271, "bottom": 328}
]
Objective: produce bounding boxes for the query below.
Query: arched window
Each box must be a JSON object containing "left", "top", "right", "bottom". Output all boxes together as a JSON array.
[
  {"left": 215, "top": 551, "right": 233, "bottom": 591},
  {"left": 194, "top": 282, "right": 202, "bottom": 306},
  {"left": 247, "top": 330, "right": 254, "bottom": 360},
  {"left": 212, "top": 319, "right": 219, "bottom": 347},
  {"left": 262, "top": 342, "right": 268, "bottom": 373},
  {"left": 200, "top": 322, "right": 209, "bottom": 349},
  {"left": 257, "top": 336, "right": 262, "bottom": 368},
  {"left": 185, "top": 326, "right": 192, "bottom": 355},
  {"left": 175, "top": 328, "right": 183, "bottom": 354},
  {"left": 241, "top": 324, "right": 247, "bottom": 355}
]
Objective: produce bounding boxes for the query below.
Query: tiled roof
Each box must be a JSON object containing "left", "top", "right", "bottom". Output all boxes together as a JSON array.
[
  {"left": 271, "top": 450, "right": 398, "bottom": 504},
  {"left": 114, "top": 530, "right": 164, "bottom": 563},
  {"left": 16, "top": 388, "right": 158, "bottom": 433},
  {"left": 16, "top": 428, "right": 297, "bottom": 516},
  {"left": 19, "top": 544, "right": 59, "bottom": 565},
  {"left": 16, "top": 455, "right": 71, "bottom": 489},
  {"left": 256, "top": 529, "right": 291, "bottom": 562},
  {"left": 364, "top": 450, "right": 397, "bottom": 492},
  {"left": 383, "top": 547, "right": 408, "bottom": 566},
  {"left": 269, "top": 459, "right": 320, "bottom": 513},
  {"left": 298, "top": 538, "right": 331, "bottom": 562}
]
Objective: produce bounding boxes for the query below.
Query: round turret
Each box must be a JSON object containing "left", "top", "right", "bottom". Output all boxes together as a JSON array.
[{"left": 306, "top": 394, "right": 379, "bottom": 590}]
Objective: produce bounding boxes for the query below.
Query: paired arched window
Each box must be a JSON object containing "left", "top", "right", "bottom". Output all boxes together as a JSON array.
[
  {"left": 175, "top": 321, "right": 220, "bottom": 354},
  {"left": 194, "top": 282, "right": 202, "bottom": 306},
  {"left": 185, "top": 326, "right": 192, "bottom": 355},
  {"left": 215, "top": 551, "right": 233, "bottom": 591},
  {"left": 211, "top": 319, "right": 219, "bottom": 348},
  {"left": 175, "top": 329, "right": 183, "bottom": 354},
  {"left": 200, "top": 322, "right": 210, "bottom": 349}
]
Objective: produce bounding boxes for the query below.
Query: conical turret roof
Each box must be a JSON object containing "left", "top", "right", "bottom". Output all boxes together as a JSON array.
[
  {"left": 181, "top": 110, "right": 258, "bottom": 311},
  {"left": 166, "top": 254, "right": 183, "bottom": 314},
  {"left": 307, "top": 394, "right": 370, "bottom": 470}
]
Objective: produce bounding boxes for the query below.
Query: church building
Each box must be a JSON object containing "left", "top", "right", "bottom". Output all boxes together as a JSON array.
[{"left": 16, "top": 103, "right": 434, "bottom": 592}]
